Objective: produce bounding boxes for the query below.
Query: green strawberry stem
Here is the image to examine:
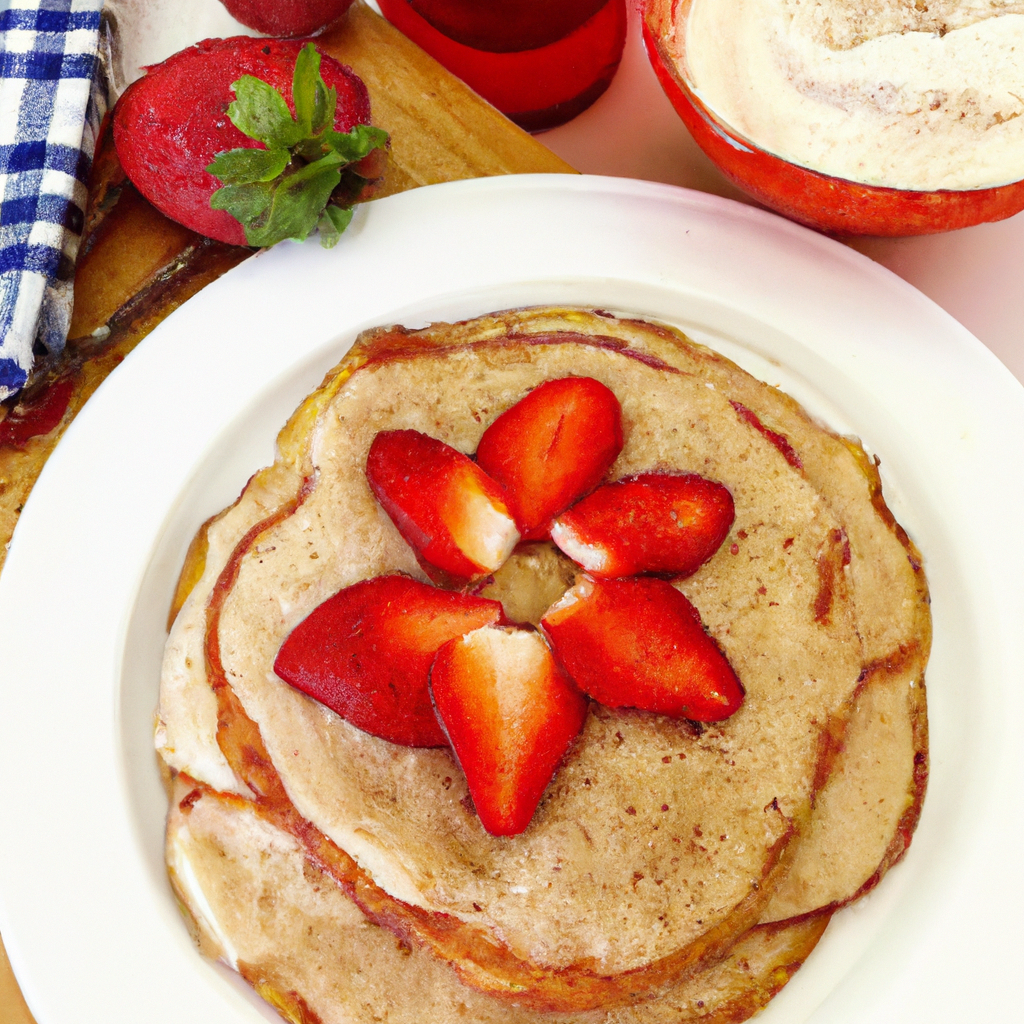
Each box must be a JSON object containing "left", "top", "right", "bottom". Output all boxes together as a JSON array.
[{"left": 206, "top": 43, "right": 388, "bottom": 248}]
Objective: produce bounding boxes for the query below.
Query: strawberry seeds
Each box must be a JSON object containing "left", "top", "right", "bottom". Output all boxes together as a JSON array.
[{"left": 275, "top": 376, "right": 741, "bottom": 835}]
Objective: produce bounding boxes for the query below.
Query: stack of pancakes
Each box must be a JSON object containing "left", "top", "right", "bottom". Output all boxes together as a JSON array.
[{"left": 157, "top": 308, "right": 929, "bottom": 1023}]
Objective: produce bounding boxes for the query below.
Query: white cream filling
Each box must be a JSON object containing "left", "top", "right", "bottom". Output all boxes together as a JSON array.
[
  {"left": 158, "top": 619, "right": 249, "bottom": 797},
  {"left": 549, "top": 520, "right": 608, "bottom": 574},
  {"left": 456, "top": 489, "right": 520, "bottom": 572},
  {"left": 167, "top": 827, "right": 240, "bottom": 970},
  {"left": 683, "top": 0, "right": 1024, "bottom": 190},
  {"left": 157, "top": 512, "right": 253, "bottom": 798}
]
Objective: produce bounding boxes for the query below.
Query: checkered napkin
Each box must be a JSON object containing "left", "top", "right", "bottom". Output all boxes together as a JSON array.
[{"left": 0, "top": 0, "right": 104, "bottom": 401}]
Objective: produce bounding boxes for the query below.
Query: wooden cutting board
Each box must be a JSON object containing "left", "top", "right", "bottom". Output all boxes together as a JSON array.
[{"left": 0, "top": 5, "right": 573, "bottom": 1019}]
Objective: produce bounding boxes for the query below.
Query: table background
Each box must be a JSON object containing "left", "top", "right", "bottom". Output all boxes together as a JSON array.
[{"left": 2, "top": 3, "right": 1021, "bottom": 1021}]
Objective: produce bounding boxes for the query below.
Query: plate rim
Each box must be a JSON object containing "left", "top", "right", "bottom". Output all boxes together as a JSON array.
[{"left": 1, "top": 173, "right": 1022, "bottom": 1024}]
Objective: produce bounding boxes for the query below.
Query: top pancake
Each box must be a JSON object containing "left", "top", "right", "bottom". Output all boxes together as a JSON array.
[{"left": 198, "top": 310, "right": 869, "bottom": 979}]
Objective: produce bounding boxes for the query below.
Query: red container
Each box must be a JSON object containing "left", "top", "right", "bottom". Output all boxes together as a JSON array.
[
  {"left": 642, "top": 0, "right": 1024, "bottom": 236},
  {"left": 378, "top": 0, "right": 627, "bottom": 131}
]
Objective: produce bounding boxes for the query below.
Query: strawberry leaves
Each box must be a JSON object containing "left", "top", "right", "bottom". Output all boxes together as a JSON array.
[
  {"left": 206, "top": 43, "right": 388, "bottom": 248},
  {"left": 207, "top": 147, "right": 290, "bottom": 185},
  {"left": 226, "top": 71, "right": 311, "bottom": 148}
]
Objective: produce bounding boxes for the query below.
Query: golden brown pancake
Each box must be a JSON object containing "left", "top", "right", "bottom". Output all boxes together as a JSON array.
[
  {"left": 158, "top": 308, "right": 929, "bottom": 1018},
  {"left": 763, "top": 653, "right": 927, "bottom": 922},
  {"left": 167, "top": 776, "right": 832, "bottom": 1024},
  {"left": 209, "top": 326, "right": 859, "bottom": 996}
]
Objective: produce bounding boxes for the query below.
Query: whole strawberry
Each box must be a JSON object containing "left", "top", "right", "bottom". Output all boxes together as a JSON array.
[
  {"left": 113, "top": 38, "right": 388, "bottom": 248},
  {"left": 220, "top": 0, "right": 355, "bottom": 37}
]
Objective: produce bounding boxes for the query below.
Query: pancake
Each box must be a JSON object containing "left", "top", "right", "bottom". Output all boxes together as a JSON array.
[
  {"left": 167, "top": 775, "right": 832, "bottom": 1024},
  {"left": 763, "top": 652, "right": 927, "bottom": 922},
  {"left": 159, "top": 458, "right": 305, "bottom": 797},
  {"left": 209, "top": 326, "right": 860, "bottom": 998},
  {"left": 157, "top": 308, "right": 929, "bottom": 1018}
]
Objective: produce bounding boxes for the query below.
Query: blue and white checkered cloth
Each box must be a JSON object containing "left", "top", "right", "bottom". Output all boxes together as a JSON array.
[{"left": 0, "top": 0, "right": 103, "bottom": 401}]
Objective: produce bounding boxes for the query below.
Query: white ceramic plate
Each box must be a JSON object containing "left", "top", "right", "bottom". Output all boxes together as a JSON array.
[{"left": 1, "top": 176, "right": 1022, "bottom": 1023}]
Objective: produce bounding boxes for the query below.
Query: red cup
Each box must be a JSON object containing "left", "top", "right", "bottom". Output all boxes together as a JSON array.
[{"left": 378, "top": 0, "right": 627, "bottom": 131}]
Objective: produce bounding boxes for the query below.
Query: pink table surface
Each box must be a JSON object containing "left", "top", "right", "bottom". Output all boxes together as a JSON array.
[{"left": 541, "top": 5, "right": 1024, "bottom": 386}]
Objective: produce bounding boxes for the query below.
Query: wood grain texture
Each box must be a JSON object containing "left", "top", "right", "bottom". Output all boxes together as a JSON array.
[{"left": 0, "top": 935, "right": 36, "bottom": 1024}]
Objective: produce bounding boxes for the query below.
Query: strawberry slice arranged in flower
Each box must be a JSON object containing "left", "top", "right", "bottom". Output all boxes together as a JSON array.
[
  {"left": 430, "top": 626, "right": 588, "bottom": 836},
  {"left": 113, "top": 39, "right": 388, "bottom": 248},
  {"left": 366, "top": 430, "right": 520, "bottom": 581},
  {"left": 276, "top": 378, "right": 748, "bottom": 836},
  {"left": 550, "top": 473, "right": 735, "bottom": 579},
  {"left": 541, "top": 576, "right": 743, "bottom": 722},
  {"left": 476, "top": 377, "right": 623, "bottom": 540},
  {"left": 274, "top": 575, "right": 503, "bottom": 746}
]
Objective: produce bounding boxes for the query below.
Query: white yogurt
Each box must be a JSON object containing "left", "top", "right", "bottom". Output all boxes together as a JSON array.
[{"left": 682, "top": 0, "right": 1024, "bottom": 189}]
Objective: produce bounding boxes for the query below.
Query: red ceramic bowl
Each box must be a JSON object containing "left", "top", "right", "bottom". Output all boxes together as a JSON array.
[{"left": 642, "top": 0, "right": 1024, "bottom": 236}]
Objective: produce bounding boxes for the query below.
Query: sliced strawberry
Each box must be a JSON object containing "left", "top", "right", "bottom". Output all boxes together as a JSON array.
[
  {"left": 550, "top": 472, "right": 734, "bottom": 578},
  {"left": 274, "top": 575, "right": 503, "bottom": 746},
  {"left": 540, "top": 576, "right": 743, "bottom": 722},
  {"left": 366, "top": 429, "right": 520, "bottom": 580},
  {"left": 430, "top": 625, "right": 588, "bottom": 836},
  {"left": 475, "top": 377, "right": 623, "bottom": 541},
  {"left": 0, "top": 374, "right": 74, "bottom": 448}
]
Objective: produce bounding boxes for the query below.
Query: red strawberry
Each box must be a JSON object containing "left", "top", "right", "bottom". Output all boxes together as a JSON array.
[
  {"left": 366, "top": 430, "right": 520, "bottom": 580},
  {"left": 0, "top": 374, "right": 74, "bottom": 448},
  {"left": 113, "top": 38, "right": 387, "bottom": 248},
  {"left": 220, "top": 0, "right": 354, "bottom": 37},
  {"left": 430, "top": 625, "right": 588, "bottom": 835},
  {"left": 274, "top": 575, "right": 503, "bottom": 746},
  {"left": 540, "top": 576, "right": 743, "bottom": 722},
  {"left": 550, "top": 473, "right": 734, "bottom": 578},
  {"left": 476, "top": 377, "right": 623, "bottom": 541},
  {"left": 404, "top": 0, "right": 607, "bottom": 51}
]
